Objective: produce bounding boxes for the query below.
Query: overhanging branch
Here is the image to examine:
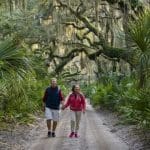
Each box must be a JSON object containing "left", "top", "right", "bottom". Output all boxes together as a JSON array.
[{"left": 62, "top": 22, "right": 85, "bottom": 30}]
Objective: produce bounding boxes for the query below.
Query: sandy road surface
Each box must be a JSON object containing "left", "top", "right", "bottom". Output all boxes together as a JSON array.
[{"left": 29, "top": 103, "right": 129, "bottom": 150}]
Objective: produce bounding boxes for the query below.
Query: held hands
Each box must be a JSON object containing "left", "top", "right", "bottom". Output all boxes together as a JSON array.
[{"left": 61, "top": 105, "right": 65, "bottom": 110}]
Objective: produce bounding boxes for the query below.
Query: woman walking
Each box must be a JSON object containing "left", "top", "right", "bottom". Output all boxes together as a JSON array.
[{"left": 62, "top": 85, "right": 86, "bottom": 138}]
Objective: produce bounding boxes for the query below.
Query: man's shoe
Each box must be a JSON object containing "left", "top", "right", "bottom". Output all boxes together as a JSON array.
[
  {"left": 52, "top": 132, "right": 56, "bottom": 137},
  {"left": 48, "top": 131, "right": 51, "bottom": 137},
  {"left": 69, "top": 132, "right": 74, "bottom": 138}
]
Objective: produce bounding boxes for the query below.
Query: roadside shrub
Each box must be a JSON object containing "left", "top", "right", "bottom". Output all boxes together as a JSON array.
[{"left": 86, "top": 74, "right": 150, "bottom": 129}]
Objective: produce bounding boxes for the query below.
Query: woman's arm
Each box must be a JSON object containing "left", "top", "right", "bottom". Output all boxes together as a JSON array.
[{"left": 81, "top": 94, "right": 86, "bottom": 113}]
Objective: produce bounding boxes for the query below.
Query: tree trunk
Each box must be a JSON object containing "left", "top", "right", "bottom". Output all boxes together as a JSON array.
[{"left": 8, "top": 0, "right": 13, "bottom": 14}]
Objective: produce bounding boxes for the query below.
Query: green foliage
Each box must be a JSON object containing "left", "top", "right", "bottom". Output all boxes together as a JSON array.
[
  {"left": 0, "top": 0, "right": 149, "bottom": 131},
  {"left": 106, "top": 0, "right": 118, "bottom": 4},
  {"left": 119, "top": 88, "right": 150, "bottom": 128},
  {"left": 92, "top": 84, "right": 114, "bottom": 108},
  {"left": 84, "top": 73, "right": 150, "bottom": 129},
  {"left": 0, "top": 39, "right": 31, "bottom": 78},
  {"left": 0, "top": 39, "right": 49, "bottom": 124},
  {"left": 130, "top": 0, "right": 139, "bottom": 8},
  {"left": 83, "top": 83, "right": 96, "bottom": 99},
  {"left": 0, "top": 37, "right": 69, "bottom": 126},
  {"left": 128, "top": 10, "right": 150, "bottom": 88},
  {"left": 129, "top": 10, "right": 150, "bottom": 53},
  {"left": 0, "top": 73, "right": 43, "bottom": 123}
]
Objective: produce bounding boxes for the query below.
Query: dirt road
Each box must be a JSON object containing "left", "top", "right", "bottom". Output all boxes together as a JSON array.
[{"left": 29, "top": 103, "right": 129, "bottom": 150}]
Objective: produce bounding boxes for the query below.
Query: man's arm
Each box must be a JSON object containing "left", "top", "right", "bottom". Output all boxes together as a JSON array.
[
  {"left": 42, "top": 90, "right": 48, "bottom": 111},
  {"left": 61, "top": 95, "right": 71, "bottom": 110}
]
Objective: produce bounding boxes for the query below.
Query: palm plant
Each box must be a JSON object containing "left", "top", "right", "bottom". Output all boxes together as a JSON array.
[
  {"left": 0, "top": 39, "right": 31, "bottom": 78},
  {"left": 0, "top": 39, "right": 32, "bottom": 118},
  {"left": 128, "top": 10, "right": 150, "bottom": 88}
]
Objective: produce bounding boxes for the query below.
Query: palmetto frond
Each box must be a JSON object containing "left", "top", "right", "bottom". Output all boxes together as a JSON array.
[
  {"left": 128, "top": 10, "right": 150, "bottom": 88},
  {"left": 0, "top": 40, "right": 31, "bottom": 78},
  {"left": 129, "top": 10, "right": 150, "bottom": 53}
]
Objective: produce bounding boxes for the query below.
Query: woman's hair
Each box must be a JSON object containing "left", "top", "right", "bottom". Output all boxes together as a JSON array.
[
  {"left": 72, "top": 84, "right": 80, "bottom": 92},
  {"left": 72, "top": 85, "right": 76, "bottom": 92}
]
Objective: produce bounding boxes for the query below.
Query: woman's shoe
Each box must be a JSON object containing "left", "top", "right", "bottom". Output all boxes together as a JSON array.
[
  {"left": 74, "top": 133, "right": 79, "bottom": 138},
  {"left": 69, "top": 132, "right": 74, "bottom": 138}
]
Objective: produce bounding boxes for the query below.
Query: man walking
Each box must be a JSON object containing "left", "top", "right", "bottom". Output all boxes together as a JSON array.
[{"left": 42, "top": 78, "right": 64, "bottom": 137}]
